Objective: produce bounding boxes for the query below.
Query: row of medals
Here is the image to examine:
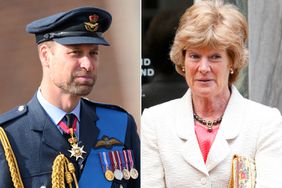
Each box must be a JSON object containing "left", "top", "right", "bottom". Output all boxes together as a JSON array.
[
  {"left": 103, "top": 150, "right": 138, "bottom": 181},
  {"left": 66, "top": 129, "right": 138, "bottom": 181},
  {"left": 105, "top": 165, "right": 138, "bottom": 181}
]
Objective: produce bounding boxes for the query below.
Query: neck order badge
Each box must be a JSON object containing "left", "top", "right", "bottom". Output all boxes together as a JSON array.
[{"left": 58, "top": 114, "right": 86, "bottom": 161}]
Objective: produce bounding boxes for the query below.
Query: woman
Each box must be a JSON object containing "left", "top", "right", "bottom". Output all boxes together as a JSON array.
[{"left": 141, "top": 1, "right": 282, "bottom": 187}]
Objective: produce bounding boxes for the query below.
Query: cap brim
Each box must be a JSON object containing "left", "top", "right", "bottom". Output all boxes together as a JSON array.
[{"left": 54, "top": 36, "right": 109, "bottom": 46}]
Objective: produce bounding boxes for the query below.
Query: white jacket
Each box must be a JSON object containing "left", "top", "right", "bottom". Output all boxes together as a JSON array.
[{"left": 141, "top": 86, "right": 282, "bottom": 188}]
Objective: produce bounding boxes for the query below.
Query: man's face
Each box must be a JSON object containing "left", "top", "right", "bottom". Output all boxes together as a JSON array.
[{"left": 46, "top": 42, "right": 99, "bottom": 96}]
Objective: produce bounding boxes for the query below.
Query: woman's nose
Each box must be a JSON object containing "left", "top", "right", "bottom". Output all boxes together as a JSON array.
[{"left": 198, "top": 58, "right": 211, "bottom": 73}]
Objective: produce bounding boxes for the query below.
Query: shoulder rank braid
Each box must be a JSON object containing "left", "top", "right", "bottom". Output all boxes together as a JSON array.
[{"left": 0, "top": 127, "right": 79, "bottom": 188}]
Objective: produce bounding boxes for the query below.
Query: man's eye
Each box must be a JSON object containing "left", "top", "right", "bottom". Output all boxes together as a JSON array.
[
  {"left": 72, "top": 50, "right": 80, "bottom": 54},
  {"left": 90, "top": 51, "right": 98, "bottom": 56},
  {"left": 68, "top": 50, "right": 81, "bottom": 55}
]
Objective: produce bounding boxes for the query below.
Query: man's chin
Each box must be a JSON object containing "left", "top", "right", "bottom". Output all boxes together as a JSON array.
[{"left": 71, "top": 85, "right": 94, "bottom": 96}]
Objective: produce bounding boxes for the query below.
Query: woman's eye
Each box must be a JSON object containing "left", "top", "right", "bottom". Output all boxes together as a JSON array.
[
  {"left": 190, "top": 54, "right": 200, "bottom": 59},
  {"left": 210, "top": 54, "right": 221, "bottom": 60}
]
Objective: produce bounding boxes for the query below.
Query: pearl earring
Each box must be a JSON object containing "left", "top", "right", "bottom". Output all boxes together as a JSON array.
[{"left": 230, "top": 68, "right": 234, "bottom": 75}]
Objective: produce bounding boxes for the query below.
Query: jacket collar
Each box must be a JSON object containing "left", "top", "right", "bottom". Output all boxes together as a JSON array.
[
  {"left": 28, "top": 95, "right": 100, "bottom": 159},
  {"left": 176, "top": 86, "right": 245, "bottom": 140},
  {"left": 28, "top": 94, "right": 70, "bottom": 156},
  {"left": 176, "top": 86, "right": 246, "bottom": 174},
  {"left": 79, "top": 99, "right": 99, "bottom": 155}
]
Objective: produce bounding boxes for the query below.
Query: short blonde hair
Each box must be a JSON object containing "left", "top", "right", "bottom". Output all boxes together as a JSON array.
[{"left": 170, "top": 0, "right": 248, "bottom": 84}]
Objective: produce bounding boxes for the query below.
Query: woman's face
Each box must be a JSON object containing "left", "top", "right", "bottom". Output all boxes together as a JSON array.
[{"left": 184, "top": 47, "right": 231, "bottom": 99}]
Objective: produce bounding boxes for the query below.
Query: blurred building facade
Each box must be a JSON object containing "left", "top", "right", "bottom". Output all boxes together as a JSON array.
[{"left": 249, "top": 0, "right": 282, "bottom": 112}]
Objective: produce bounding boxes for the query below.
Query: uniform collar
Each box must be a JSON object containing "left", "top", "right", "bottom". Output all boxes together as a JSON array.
[{"left": 36, "top": 89, "right": 81, "bottom": 125}]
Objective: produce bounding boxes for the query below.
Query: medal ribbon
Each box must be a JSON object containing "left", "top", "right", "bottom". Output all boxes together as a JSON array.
[
  {"left": 58, "top": 118, "right": 78, "bottom": 134},
  {"left": 102, "top": 152, "right": 111, "bottom": 171},
  {"left": 115, "top": 151, "right": 122, "bottom": 170},
  {"left": 127, "top": 150, "right": 135, "bottom": 169},
  {"left": 109, "top": 151, "right": 118, "bottom": 170},
  {"left": 104, "top": 152, "right": 110, "bottom": 171},
  {"left": 119, "top": 151, "right": 126, "bottom": 170},
  {"left": 99, "top": 152, "right": 106, "bottom": 173},
  {"left": 122, "top": 150, "right": 129, "bottom": 170}
]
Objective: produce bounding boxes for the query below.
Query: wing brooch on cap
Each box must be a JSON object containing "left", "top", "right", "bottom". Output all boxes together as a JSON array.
[
  {"left": 84, "top": 14, "right": 99, "bottom": 32},
  {"left": 95, "top": 135, "right": 123, "bottom": 149}
]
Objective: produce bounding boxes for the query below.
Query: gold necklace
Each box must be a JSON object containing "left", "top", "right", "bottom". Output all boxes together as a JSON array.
[{"left": 193, "top": 113, "right": 223, "bottom": 132}]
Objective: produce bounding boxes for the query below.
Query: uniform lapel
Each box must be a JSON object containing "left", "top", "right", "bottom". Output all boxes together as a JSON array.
[
  {"left": 28, "top": 94, "right": 70, "bottom": 157},
  {"left": 176, "top": 90, "right": 209, "bottom": 175},
  {"left": 41, "top": 118, "right": 70, "bottom": 156},
  {"left": 79, "top": 99, "right": 100, "bottom": 157},
  {"left": 206, "top": 86, "right": 245, "bottom": 172}
]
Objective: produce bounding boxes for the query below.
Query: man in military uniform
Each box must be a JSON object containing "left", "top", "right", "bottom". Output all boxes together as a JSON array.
[{"left": 0, "top": 7, "right": 139, "bottom": 188}]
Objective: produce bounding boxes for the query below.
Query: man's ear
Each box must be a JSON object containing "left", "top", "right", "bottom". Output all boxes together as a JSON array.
[{"left": 38, "top": 43, "right": 52, "bottom": 68}]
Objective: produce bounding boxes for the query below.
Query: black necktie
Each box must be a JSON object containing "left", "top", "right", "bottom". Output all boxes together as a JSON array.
[
  {"left": 63, "top": 114, "right": 83, "bottom": 178},
  {"left": 63, "top": 113, "right": 77, "bottom": 141},
  {"left": 65, "top": 113, "right": 76, "bottom": 129}
]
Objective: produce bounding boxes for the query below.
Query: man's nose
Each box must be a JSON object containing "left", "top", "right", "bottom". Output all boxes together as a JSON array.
[{"left": 80, "top": 56, "right": 96, "bottom": 71}]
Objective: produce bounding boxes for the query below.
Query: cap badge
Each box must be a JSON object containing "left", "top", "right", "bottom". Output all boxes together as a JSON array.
[{"left": 84, "top": 14, "right": 99, "bottom": 32}]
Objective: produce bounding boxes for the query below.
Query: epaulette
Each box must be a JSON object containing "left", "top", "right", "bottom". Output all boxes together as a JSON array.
[
  {"left": 82, "top": 97, "right": 127, "bottom": 113},
  {"left": 0, "top": 105, "right": 28, "bottom": 126}
]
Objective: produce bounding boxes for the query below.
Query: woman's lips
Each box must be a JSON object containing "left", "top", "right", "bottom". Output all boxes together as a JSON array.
[{"left": 196, "top": 78, "right": 213, "bottom": 82}]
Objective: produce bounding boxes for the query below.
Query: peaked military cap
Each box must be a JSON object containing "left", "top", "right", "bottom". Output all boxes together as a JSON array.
[{"left": 26, "top": 7, "right": 112, "bottom": 45}]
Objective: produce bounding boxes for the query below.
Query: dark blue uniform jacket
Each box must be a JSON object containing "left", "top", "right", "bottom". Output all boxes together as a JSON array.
[{"left": 0, "top": 94, "right": 140, "bottom": 188}]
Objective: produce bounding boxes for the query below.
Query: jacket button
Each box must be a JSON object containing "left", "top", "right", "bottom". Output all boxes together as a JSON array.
[
  {"left": 18, "top": 105, "right": 25, "bottom": 112},
  {"left": 201, "top": 177, "right": 207, "bottom": 185},
  {"left": 80, "top": 164, "right": 84, "bottom": 170}
]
